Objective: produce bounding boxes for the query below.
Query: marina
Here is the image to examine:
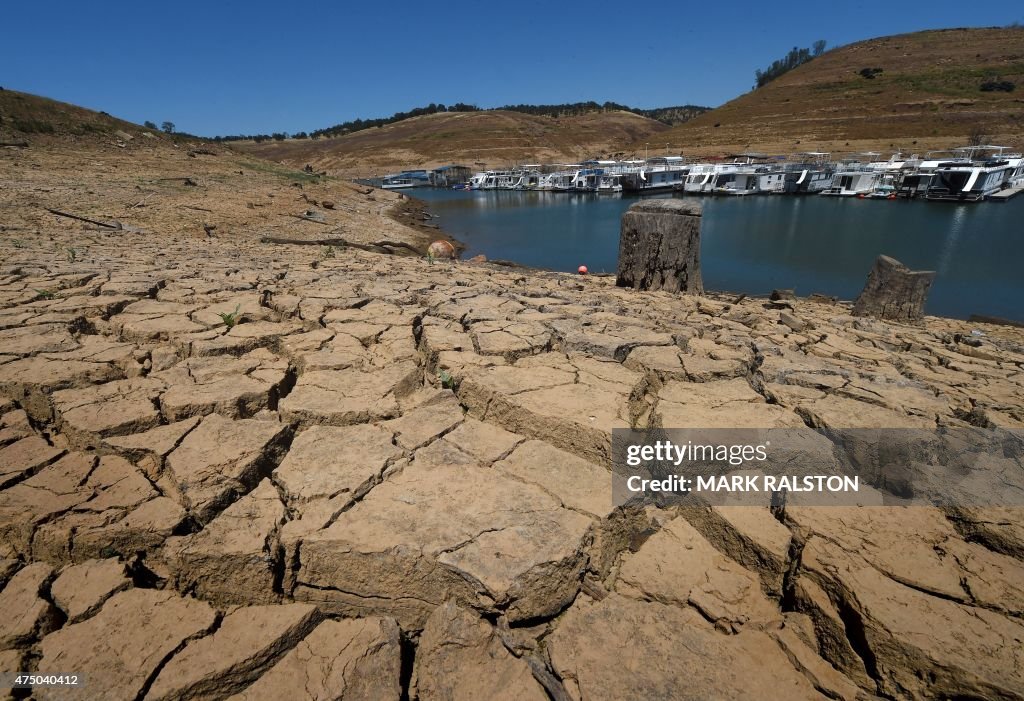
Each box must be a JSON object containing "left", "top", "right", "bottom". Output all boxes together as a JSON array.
[
  {"left": 409, "top": 188, "right": 1024, "bottom": 323},
  {"left": 388, "top": 146, "right": 1024, "bottom": 202}
]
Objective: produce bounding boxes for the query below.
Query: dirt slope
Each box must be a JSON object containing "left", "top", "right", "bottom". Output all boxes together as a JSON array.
[
  {"left": 0, "top": 88, "right": 153, "bottom": 142},
  {"left": 236, "top": 109, "right": 671, "bottom": 176},
  {"left": 648, "top": 27, "right": 1024, "bottom": 157},
  {"left": 0, "top": 89, "right": 438, "bottom": 252}
]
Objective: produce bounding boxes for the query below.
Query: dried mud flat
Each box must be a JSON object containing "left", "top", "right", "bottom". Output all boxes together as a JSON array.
[{"left": 1, "top": 137, "right": 1024, "bottom": 701}]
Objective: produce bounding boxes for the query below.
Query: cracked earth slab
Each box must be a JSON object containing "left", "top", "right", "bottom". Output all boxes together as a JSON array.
[{"left": 2, "top": 133, "right": 1024, "bottom": 699}]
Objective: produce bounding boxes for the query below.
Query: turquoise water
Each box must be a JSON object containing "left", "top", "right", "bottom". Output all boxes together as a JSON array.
[{"left": 411, "top": 189, "right": 1024, "bottom": 322}]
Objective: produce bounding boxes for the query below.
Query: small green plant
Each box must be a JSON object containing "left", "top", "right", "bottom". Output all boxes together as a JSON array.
[
  {"left": 12, "top": 239, "right": 24, "bottom": 248},
  {"left": 34, "top": 288, "right": 56, "bottom": 300},
  {"left": 438, "top": 369, "right": 455, "bottom": 390},
  {"left": 321, "top": 245, "right": 336, "bottom": 259},
  {"left": 218, "top": 304, "right": 242, "bottom": 329},
  {"left": 11, "top": 118, "right": 55, "bottom": 134},
  {"left": 65, "top": 246, "right": 77, "bottom": 263},
  {"left": 427, "top": 250, "right": 436, "bottom": 266}
]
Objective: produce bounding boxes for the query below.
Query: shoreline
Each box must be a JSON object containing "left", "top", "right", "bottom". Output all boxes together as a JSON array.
[{"left": 402, "top": 189, "right": 1024, "bottom": 327}]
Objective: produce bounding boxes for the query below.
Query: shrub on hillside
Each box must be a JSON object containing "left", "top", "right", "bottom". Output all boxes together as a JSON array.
[{"left": 980, "top": 80, "right": 1015, "bottom": 92}]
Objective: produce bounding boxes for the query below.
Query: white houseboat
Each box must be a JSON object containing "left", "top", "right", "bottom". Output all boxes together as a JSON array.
[
  {"left": 621, "top": 156, "right": 688, "bottom": 193},
  {"left": 512, "top": 168, "right": 543, "bottom": 190},
  {"left": 925, "top": 146, "right": 1021, "bottom": 202},
  {"left": 597, "top": 173, "right": 623, "bottom": 193},
  {"left": 821, "top": 157, "right": 880, "bottom": 197},
  {"left": 381, "top": 177, "right": 416, "bottom": 190},
  {"left": 779, "top": 153, "right": 834, "bottom": 194},
  {"left": 681, "top": 164, "right": 715, "bottom": 193},
  {"left": 468, "top": 170, "right": 520, "bottom": 190},
  {"left": 539, "top": 169, "right": 580, "bottom": 192},
  {"left": 713, "top": 167, "right": 763, "bottom": 196}
]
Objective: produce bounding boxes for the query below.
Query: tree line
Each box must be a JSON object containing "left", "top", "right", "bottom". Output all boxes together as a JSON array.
[
  {"left": 210, "top": 103, "right": 482, "bottom": 143},
  {"left": 495, "top": 101, "right": 709, "bottom": 125},
  {"left": 754, "top": 40, "right": 827, "bottom": 89},
  {"left": 210, "top": 101, "right": 710, "bottom": 143}
]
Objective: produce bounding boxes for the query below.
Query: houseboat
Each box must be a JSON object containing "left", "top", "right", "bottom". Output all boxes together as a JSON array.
[
  {"left": 821, "top": 160, "right": 879, "bottom": 196},
  {"left": 382, "top": 169, "right": 430, "bottom": 189},
  {"left": 467, "top": 172, "right": 489, "bottom": 189},
  {"left": 539, "top": 169, "right": 580, "bottom": 192},
  {"left": 571, "top": 169, "right": 601, "bottom": 192},
  {"left": 681, "top": 164, "right": 716, "bottom": 193},
  {"left": 381, "top": 177, "right": 416, "bottom": 190},
  {"left": 757, "top": 168, "right": 787, "bottom": 194},
  {"left": 866, "top": 172, "right": 899, "bottom": 199},
  {"left": 597, "top": 173, "right": 623, "bottom": 193},
  {"left": 709, "top": 155, "right": 771, "bottom": 196},
  {"left": 468, "top": 170, "right": 520, "bottom": 190},
  {"left": 779, "top": 153, "right": 834, "bottom": 194},
  {"left": 620, "top": 156, "right": 688, "bottom": 193},
  {"left": 1008, "top": 156, "right": 1024, "bottom": 188},
  {"left": 891, "top": 151, "right": 962, "bottom": 198},
  {"left": 512, "top": 168, "right": 543, "bottom": 190},
  {"left": 925, "top": 146, "right": 1021, "bottom": 202},
  {"left": 713, "top": 167, "right": 764, "bottom": 196}
]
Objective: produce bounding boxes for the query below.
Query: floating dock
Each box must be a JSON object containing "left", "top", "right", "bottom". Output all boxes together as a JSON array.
[{"left": 989, "top": 185, "right": 1024, "bottom": 201}]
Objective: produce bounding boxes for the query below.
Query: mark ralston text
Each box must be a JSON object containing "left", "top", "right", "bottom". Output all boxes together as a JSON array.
[{"left": 626, "top": 474, "right": 859, "bottom": 493}]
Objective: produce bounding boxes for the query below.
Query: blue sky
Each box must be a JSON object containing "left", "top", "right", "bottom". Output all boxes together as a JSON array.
[{"left": 2, "top": 1, "right": 1020, "bottom": 137}]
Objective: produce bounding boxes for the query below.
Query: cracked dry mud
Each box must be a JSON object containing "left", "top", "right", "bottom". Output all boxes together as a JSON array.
[{"left": 2, "top": 136, "right": 1024, "bottom": 701}]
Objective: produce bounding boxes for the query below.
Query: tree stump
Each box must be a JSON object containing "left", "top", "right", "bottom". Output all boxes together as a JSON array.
[
  {"left": 616, "top": 200, "right": 703, "bottom": 294},
  {"left": 852, "top": 255, "right": 935, "bottom": 323}
]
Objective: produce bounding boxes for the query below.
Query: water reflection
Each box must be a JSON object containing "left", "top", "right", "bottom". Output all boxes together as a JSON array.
[
  {"left": 413, "top": 189, "right": 1024, "bottom": 321},
  {"left": 935, "top": 206, "right": 967, "bottom": 277}
]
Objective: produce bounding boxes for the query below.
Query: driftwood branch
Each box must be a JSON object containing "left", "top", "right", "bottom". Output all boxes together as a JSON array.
[
  {"left": 285, "top": 213, "right": 330, "bottom": 225},
  {"left": 45, "top": 208, "right": 121, "bottom": 230},
  {"left": 260, "top": 235, "right": 422, "bottom": 255},
  {"left": 155, "top": 177, "right": 199, "bottom": 186},
  {"left": 179, "top": 204, "right": 214, "bottom": 213}
]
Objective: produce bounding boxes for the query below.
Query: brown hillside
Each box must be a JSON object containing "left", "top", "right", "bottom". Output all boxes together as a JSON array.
[
  {"left": 236, "top": 109, "right": 670, "bottom": 177},
  {"left": 648, "top": 27, "right": 1024, "bottom": 158},
  {"left": 0, "top": 89, "right": 435, "bottom": 251},
  {"left": 0, "top": 89, "right": 174, "bottom": 145}
]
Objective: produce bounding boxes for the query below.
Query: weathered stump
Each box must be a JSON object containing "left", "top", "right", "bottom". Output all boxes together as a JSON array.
[
  {"left": 616, "top": 200, "right": 703, "bottom": 294},
  {"left": 852, "top": 255, "right": 935, "bottom": 323}
]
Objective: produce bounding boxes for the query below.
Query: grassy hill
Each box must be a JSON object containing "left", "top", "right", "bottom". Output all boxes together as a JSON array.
[
  {"left": 236, "top": 109, "right": 671, "bottom": 176},
  {"left": 0, "top": 89, "right": 175, "bottom": 145},
  {"left": 647, "top": 27, "right": 1024, "bottom": 157}
]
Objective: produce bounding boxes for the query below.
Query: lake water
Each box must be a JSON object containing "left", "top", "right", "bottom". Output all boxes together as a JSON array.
[{"left": 411, "top": 189, "right": 1024, "bottom": 322}]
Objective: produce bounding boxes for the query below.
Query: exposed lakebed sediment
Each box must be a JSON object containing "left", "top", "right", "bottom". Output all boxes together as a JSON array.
[{"left": 1, "top": 138, "right": 1023, "bottom": 700}]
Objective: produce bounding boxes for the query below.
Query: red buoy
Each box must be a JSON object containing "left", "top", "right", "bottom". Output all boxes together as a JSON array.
[{"left": 578, "top": 265, "right": 588, "bottom": 275}]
